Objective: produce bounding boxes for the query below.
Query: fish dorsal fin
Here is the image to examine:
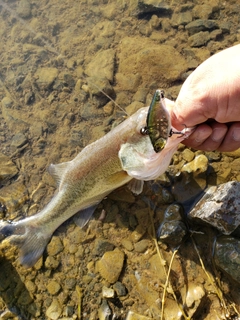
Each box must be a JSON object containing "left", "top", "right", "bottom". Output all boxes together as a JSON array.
[
  {"left": 127, "top": 179, "right": 144, "bottom": 195},
  {"left": 48, "top": 162, "right": 70, "bottom": 187}
]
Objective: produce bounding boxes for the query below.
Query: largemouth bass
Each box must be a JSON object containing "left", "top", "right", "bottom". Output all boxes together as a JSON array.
[{"left": 0, "top": 93, "right": 194, "bottom": 267}]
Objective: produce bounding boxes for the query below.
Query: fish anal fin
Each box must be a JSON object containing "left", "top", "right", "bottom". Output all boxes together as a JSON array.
[
  {"left": 73, "top": 205, "right": 99, "bottom": 228},
  {"left": 48, "top": 162, "right": 70, "bottom": 187},
  {"left": 128, "top": 179, "right": 144, "bottom": 195}
]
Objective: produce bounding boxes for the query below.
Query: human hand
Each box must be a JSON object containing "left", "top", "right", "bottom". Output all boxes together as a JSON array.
[{"left": 168, "top": 44, "right": 240, "bottom": 152}]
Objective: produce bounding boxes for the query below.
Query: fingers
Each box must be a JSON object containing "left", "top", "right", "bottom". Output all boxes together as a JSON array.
[
  {"left": 217, "top": 122, "right": 240, "bottom": 152},
  {"left": 182, "top": 123, "right": 240, "bottom": 152}
]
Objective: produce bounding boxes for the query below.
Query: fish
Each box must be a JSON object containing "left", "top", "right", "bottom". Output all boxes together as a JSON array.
[{"left": 0, "top": 91, "right": 195, "bottom": 267}]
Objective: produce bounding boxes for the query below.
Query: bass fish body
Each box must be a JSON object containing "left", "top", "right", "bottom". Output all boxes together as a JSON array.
[{"left": 0, "top": 103, "right": 194, "bottom": 267}]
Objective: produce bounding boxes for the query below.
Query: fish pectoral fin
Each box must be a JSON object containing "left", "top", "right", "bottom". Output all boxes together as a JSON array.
[
  {"left": 48, "top": 162, "right": 70, "bottom": 187},
  {"left": 127, "top": 179, "right": 144, "bottom": 195},
  {"left": 73, "top": 205, "right": 99, "bottom": 228}
]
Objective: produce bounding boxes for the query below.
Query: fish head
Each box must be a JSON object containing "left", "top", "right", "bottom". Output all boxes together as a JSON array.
[{"left": 119, "top": 91, "right": 195, "bottom": 181}]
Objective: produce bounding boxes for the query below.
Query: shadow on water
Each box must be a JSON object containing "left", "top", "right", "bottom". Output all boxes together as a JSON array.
[{"left": 0, "top": 256, "right": 37, "bottom": 319}]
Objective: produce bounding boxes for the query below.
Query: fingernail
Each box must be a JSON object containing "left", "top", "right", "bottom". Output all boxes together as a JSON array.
[
  {"left": 232, "top": 128, "right": 240, "bottom": 141},
  {"left": 211, "top": 128, "right": 224, "bottom": 142},
  {"left": 194, "top": 131, "right": 208, "bottom": 143}
]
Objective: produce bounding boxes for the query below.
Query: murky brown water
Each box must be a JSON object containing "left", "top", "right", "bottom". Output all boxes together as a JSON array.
[{"left": 0, "top": 0, "right": 240, "bottom": 319}]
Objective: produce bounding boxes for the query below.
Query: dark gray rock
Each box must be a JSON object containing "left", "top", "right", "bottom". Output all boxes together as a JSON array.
[
  {"left": 134, "top": 0, "right": 172, "bottom": 16},
  {"left": 185, "top": 19, "right": 218, "bottom": 35},
  {"left": 214, "top": 236, "right": 240, "bottom": 284},
  {"left": 188, "top": 181, "right": 240, "bottom": 235},
  {"left": 188, "top": 31, "right": 210, "bottom": 47}
]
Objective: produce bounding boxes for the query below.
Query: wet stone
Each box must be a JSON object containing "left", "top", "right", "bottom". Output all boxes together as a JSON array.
[
  {"left": 47, "top": 280, "right": 61, "bottom": 295},
  {"left": 92, "top": 238, "right": 115, "bottom": 257},
  {"left": 45, "top": 256, "right": 60, "bottom": 270},
  {"left": 134, "top": 239, "right": 149, "bottom": 253},
  {"left": 102, "top": 286, "right": 115, "bottom": 298},
  {"left": 10, "top": 132, "right": 28, "bottom": 149},
  {"left": 181, "top": 154, "right": 208, "bottom": 173},
  {"left": 0, "top": 153, "right": 18, "bottom": 182},
  {"left": 158, "top": 221, "right": 187, "bottom": 247},
  {"left": 35, "top": 67, "right": 58, "bottom": 90},
  {"left": 181, "top": 148, "right": 195, "bottom": 162},
  {"left": 188, "top": 181, "right": 240, "bottom": 234},
  {"left": 0, "top": 181, "right": 28, "bottom": 214},
  {"left": 1, "top": 96, "right": 13, "bottom": 109},
  {"left": 214, "top": 236, "right": 240, "bottom": 284},
  {"left": 17, "top": 0, "right": 32, "bottom": 18},
  {"left": 185, "top": 19, "right": 219, "bottom": 35},
  {"left": 47, "top": 236, "right": 64, "bottom": 256},
  {"left": 121, "top": 239, "right": 134, "bottom": 251},
  {"left": 46, "top": 298, "right": 62, "bottom": 320},
  {"left": 188, "top": 31, "right": 210, "bottom": 47},
  {"left": 171, "top": 11, "right": 192, "bottom": 27},
  {"left": 97, "top": 248, "right": 125, "bottom": 283},
  {"left": 113, "top": 281, "right": 127, "bottom": 297}
]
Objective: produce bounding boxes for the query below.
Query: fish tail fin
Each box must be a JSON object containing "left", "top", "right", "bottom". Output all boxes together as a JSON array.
[{"left": 0, "top": 220, "right": 51, "bottom": 268}]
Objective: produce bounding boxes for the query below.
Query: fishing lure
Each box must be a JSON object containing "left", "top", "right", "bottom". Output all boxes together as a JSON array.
[{"left": 141, "top": 89, "right": 186, "bottom": 153}]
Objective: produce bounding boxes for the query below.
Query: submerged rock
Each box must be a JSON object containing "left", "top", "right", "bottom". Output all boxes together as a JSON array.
[
  {"left": 0, "top": 153, "right": 18, "bottom": 183},
  {"left": 188, "top": 181, "right": 240, "bottom": 234}
]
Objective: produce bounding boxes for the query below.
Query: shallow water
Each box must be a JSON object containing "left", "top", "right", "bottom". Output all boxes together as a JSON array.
[{"left": 0, "top": 0, "right": 240, "bottom": 319}]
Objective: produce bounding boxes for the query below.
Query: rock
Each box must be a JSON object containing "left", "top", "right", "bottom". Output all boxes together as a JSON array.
[
  {"left": 126, "top": 311, "right": 153, "bottom": 320},
  {"left": 192, "top": 4, "right": 214, "bottom": 19},
  {"left": 102, "top": 286, "right": 115, "bottom": 298},
  {"left": 85, "top": 49, "right": 115, "bottom": 82},
  {"left": 45, "top": 256, "right": 60, "bottom": 270},
  {"left": 98, "top": 299, "right": 112, "bottom": 320},
  {"left": 113, "top": 281, "right": 127, "bottom": 296},
  {"left": 1, "top": 96, "right": 13, "bottom": 109},
  {"left": 134, "top": 239, "right": 150, "bottom": 253},
  {"left": 133, "top": 0, "right": 171, "bottom": 17},
  {"left": 0, "top": 181, "right": 28, "bottom": 214},
  {"left": 47, "top": 236, "right": 64, "bottom": 256},
  {"left": 47, "top": 280, "right": 61, "bottom": 295},
  {"left": 157, "top": 204, "right": 187, "bottom": 247},
  {"left": 10, "top": 132, "right": 28, "bottom": 149},
  {"left": 121, "top": 239, "right": 134, "bottom": 251},
  {"left": 183, "top": 283, "right": 206, "bottom": 318},
  {"left": 46, "top": 298, "right": 62, "bottom": 320},
  {"left": 188, "top": 181, "right": 240, "bottom": 234},
  {"left": 118, "top": 37, "right": 187, "bottom": 86},
  {"left": 188, "top": 31, "right": 210, "bottom": 47},
  {"left": 171, "top": 11, "right": 192, "bottom": 27},
  {"left": 214, "top": 236, "right": 240, "bottom": 284},
  {"left": 97, "top": 248, "right": 124, "bottom": 283},
  {"left": 185, "top": 19, "right": 218, "bottom": 35},
  {"left": 35, "top": 67, "right": 58, "bottom": 90},
  {"left": 181, "top": 154, "right": 208, "bottom": 173},
  {"left": 181, "top": 148, "right": 195, "bottom": 162},
  {"left": 92, "top": 238, "right": 115, "bottom": 257},
  {"left": 0, "top": 153, "right": 18, "bottom": 182},
  {"left": 17, "top": 0, "right": 31, "bottom": 18}
]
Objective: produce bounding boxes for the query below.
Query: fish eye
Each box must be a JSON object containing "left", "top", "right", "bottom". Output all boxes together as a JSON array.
[
  {"left": 154, "top": 138, "right": 166, "bottom": 152},
  {"left": 140, "top": 127, "right": 149, "bottom": 135}
]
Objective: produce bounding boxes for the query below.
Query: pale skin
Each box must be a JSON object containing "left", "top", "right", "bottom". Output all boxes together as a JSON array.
[{"left": 167, "top": 44, "right": 240, "bottom": 152}]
